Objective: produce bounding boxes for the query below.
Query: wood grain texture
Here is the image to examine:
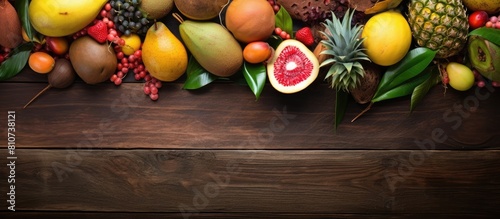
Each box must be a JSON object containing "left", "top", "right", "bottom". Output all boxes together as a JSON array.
[
  {"left": 1, "top": 81, "right": 499, "bottom": 150},
  {"left": 1, "top": 212, "right": 497, "bottom": 219},
  {"left": 1, "top": 149, "right": 499, "bottom": 215}
]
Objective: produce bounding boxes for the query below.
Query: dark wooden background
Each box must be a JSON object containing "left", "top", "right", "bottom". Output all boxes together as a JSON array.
[{"left": 1, "top": 65, "right": 500, "bottom": 218}]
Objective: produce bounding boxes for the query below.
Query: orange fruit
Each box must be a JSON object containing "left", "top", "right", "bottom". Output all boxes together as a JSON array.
[
  {"left": 243, "top": 41, "right": 273, "bottom": 64},
  {"left": 225, "top": 0, "right": 275, "bottom": 43},
  {"left": 28, "top": 52, "right": 55, "bottom": 74}
]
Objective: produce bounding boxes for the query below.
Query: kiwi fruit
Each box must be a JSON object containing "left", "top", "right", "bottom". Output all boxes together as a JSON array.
[{"left": 69, "top": 36, "right": 117, "bottom": 84}]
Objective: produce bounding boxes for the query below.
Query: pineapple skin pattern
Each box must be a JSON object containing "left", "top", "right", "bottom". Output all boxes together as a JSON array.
[{"left": 407, "top": 0, "right": 469, "bottom": 58}]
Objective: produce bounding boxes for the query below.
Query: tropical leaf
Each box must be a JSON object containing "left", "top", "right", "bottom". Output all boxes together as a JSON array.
[
  {"left": 0, "top": 43, "right": 33, "bottom": 81},
  {"left": 14, "top": 0, "right": 34, "bottom": 41},
  {"left": 182, "top": 56, "right": 218, "bottom": 90},
  {"left": 374, "top": 47, "right": 437, "bottom": 97},
  {"left": 335, "top": 90, "right": 349, "bottom": 131},
  {"left": 410, "top": 65, "right": 440, "bottom": 112},
  {"left": 274, "top": 6, "right": 293, "bottom": 38},
  {"left": 242, "top": 61, "right": 267, "bottom": 100},
  {"left": 372, "top": 69, "right": 433, "bottom": 103},
  {"left": 468, "top": 27, "right": 500, "bottom": 46}
]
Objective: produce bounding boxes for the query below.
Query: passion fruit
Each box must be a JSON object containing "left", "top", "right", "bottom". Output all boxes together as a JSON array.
[
  {"left": 267, "top": 39, "right": 319, "bottom": 94},
  {"left": 69, "top": 36, "right": 117, "bottom": 84},
  {"left": 225, "top": 0, "right": 275, "bottom": 43}
]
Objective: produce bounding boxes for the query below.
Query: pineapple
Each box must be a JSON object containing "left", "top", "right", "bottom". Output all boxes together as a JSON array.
[
  {"left": 320, "top": 9, "right": 370, "bottom": 92},
  {"left": 407, "top": 0, "right": 469, "bottom": 58}
]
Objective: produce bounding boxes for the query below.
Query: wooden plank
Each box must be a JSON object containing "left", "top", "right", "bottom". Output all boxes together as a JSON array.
[
  {"left": 1, "top": 149, "right": 499, "bottom": 214},
  {"left": 1, "top": 212, "right": 495, "bottom": 219},
  {"left": 1, "top": 82, "right": 499, "bottom": 149}
]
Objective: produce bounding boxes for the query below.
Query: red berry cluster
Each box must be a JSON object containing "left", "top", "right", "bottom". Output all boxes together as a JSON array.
[
  {"left": 110, "top": 46, "right": 145, "bottom": 85},
  {"left": 72, "top": 3, "right": 124, "bottom": 46},
  {"left": 274, "top": 27, "right": 291, "bottom": 40},
  {"left": 143, "top": 77, "right": 162, "bottom": 101},
  {"left": 486, "top": 15, "right": 500, "bottom": 29},
  {"left": 109, "top": 44, "right": 162, "bottom": 101},
  {"left": 267, "top": 0, "right": 281, "bottom": 13}
]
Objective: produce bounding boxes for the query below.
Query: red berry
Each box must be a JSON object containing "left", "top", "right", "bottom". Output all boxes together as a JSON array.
[
  {"left": 279, "top": 31, "right": 287, "bottom": 39},
  {"left": 105, "top": 3, "right": 112, "bottom": 11},
  {"left": 144, "top": 86, "right": 151, "bottom": 95},
  {"left": 133, "top": 50, "right": 142, "bottom": 58},
  {"left": 107, "top": 21, "right": 115, "bottom": 29},
  {"left": 295, "top": 27, "right": 315, "bottom": 46},
  {"left": 150, "top": 86, "right": 158, "bottom": 95},
  {"left": 155, "top": 81, "right": 162, "bottom": 88},
  {"left": 469, "top": 11, "right": 489, "bottom": 29},
  {"left": 114, "top": 77, "right": 122, "bottom": 85},
  {"left": 275, "top": 27, "right": 282, "bottom": 35},
  {"left": 117, "top": 71, "right": 124, "bottom": 78},
  {"left": 149, "top": 93, "right": 159, "bottom": 101},
  {"left": 134, "top": 74, "right": 141, "bottom": 81},
  {"left": 87, "top": 21, "right": 108, "bottom": 43},
  {"left": 139, "top": 71, "right": 147, "bottom": 78},
  {"left": 477, "top": 81, "right": 486, "bottom": 88},
  {"left": 110, "top": 74, "right": 118, "bottom": 82}
]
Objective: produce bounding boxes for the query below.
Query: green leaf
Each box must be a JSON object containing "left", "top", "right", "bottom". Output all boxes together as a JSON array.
[
  {"left": 275, "top": 6, "right": 293, "bottom": 38},
  {"left": 374, "top": 47, "right": 437, "bottom": 97},
  {"left": 182, "top": 56, "right": 218, "bottom": 90},
  {"left": 334, "top": 90, "right": 349, "bottom": 131},
  {"left": 0, "top": 43, "right": 33, "bottom": 81},
  {"left": 410, "top": 65, "right": 440, "bottom": 112},
  {"left": 15, "top": 0, "right": 34, "bottom": 42},
  {"left": 242, "top": 61, "right": 267, "bottom": 100},
  {"left": 372, "top": 69, "right": 433, "bottom": 103},
  {"left": 469, "top": 27, "right": 500, "bottom": 46}
]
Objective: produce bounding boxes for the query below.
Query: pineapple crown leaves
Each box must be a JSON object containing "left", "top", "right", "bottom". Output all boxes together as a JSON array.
[{"left": 319, "top": 9, "right": 370, "bottom": 92}]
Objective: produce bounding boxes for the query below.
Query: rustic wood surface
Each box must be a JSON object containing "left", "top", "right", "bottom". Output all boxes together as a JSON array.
[{"left": 1, "top": 69, "right": 500, "bottom": 218}]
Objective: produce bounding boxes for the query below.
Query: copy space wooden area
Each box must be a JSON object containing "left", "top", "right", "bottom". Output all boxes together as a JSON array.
[{"left": 1, "top": 69, "right": 500, "bottom": 218}]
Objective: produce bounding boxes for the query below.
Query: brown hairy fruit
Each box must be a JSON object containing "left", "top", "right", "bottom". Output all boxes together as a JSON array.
[
  {"left": 69, "top": 36, "right": 117, "bottom": 84},
  {"left": 0, "top": 0, "right": 23, "bottom": 48},
  {"left": 349, "top": 61, "right": 382, "bottom": 104},
  {"left": 225, "top": 0, "right": 275, "bottom": 43},
  {"left": 174, "top": 0, "right": 228, "bottom": 20}
]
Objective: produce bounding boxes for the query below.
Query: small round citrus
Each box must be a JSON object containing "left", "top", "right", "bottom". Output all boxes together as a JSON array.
[
  {"left": 361, "top": 10, "right": 412, "bottom": 66},
  {"left": 28, "top": 52, "right": 55, "bottom": 74},
  {"left": 243, "top": 41, "right": 273, "bottom": 64},
  {"left": 120, "top": 33, "right": 142, "bottom": 56}
]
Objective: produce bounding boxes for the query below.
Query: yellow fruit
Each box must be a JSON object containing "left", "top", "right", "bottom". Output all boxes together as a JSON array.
[
  {"left": 120, "top": 34, "right": 142, "bottom": 56},
  {"left": 29, "top": 0, "right": 108, "bottom": 37},
  {"left": 446, "top": 62, "right": 475, "bottom": 91},
  {"left": 29, "top": 52, "right": 55, "bottom": 74},
  {"left": 225, "top": 0, "right": 275, "bottom": 43},
  {"left": 142, "top": 22, "right": 188, "bottom": 82},
  {"left": 361, "top": 10, "right": 412, "bottom": 66}
]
